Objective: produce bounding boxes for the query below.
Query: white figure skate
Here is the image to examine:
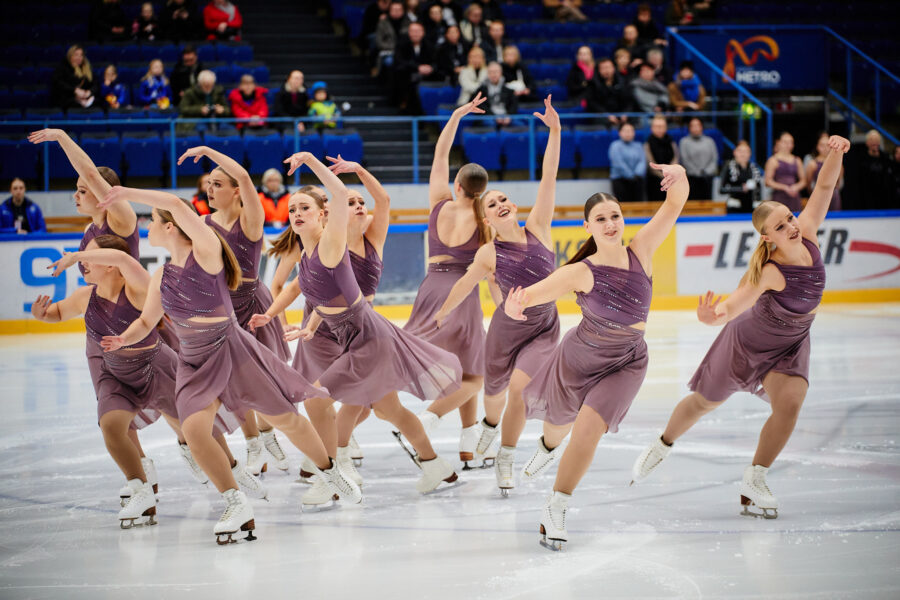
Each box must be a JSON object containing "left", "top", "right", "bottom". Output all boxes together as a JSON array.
[
  {"left": 539, "top": 491, "right": 571, "bottom": 551},
  {"left": 118, "top": 480, "right": 157, "bottom": 529},
  {"left": 214, "top": 489, "right": 256, "bottom": 544},
  {"left": 495, "top": 446, "right": 516, "bottom": 497},
  {"left": 631, "top": 435, "right": 672, "bottom": 485},
  {"left": 296, "top": 456, "right": 317, "bottom": 484},
  {"left": 178, "top": 442, "right": 208, "bottom": 484},
  {"left": 475, "top": 418, "right": 500, "bottom": 468},
  {"left": 245, "top": 436, "right": 267, "bottom": 476},
  {"left": 740, "top": 464, "right": 778, "bottom": 519},
  {"left": 336, "top": 445, "right": 363, "bottom": 487},
  {"left": 260, "top": 429, "right": 290, "bottom": 471},
  {"left": 232, "top": 461, "right": 268, "bottom": 500},
  {"left": 416, "top": 456, "right": 462, "bottom": 494},
  {"left": 521, "top": 436, "right": 566, "bottom": 481},
  {"left": 348, "top": 434, "right": 364, "bottom": 467}
]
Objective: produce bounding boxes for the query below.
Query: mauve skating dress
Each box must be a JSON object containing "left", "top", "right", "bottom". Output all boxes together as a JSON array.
[
  {"left": 403, "top": 198, "right": 486, "bottom": 375},
  {"left": 688, "top": 236, "right": 825, "bottom": 402},
  {"left": 524, "top": 247, "right": 652, "bottom": 433},
  {"left": 205, "top": 215, "right": 290, "bottom": 361},
  {"left": 483, "top": 229, "right": 560, "bottom": 395},
  {"left": 160, "top": 251, "right": 327, "bottom": 431},
  {"left": 297, "top": 243, "right": 462, "bottom": 406},
  {"left": 292, "top": 236, "right": 383, "bottom": 381},
  {"left": 84, "top": 286, "right": 178, "bottom": 429}
]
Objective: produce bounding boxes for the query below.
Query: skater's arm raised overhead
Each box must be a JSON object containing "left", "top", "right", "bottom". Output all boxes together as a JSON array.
[
  {"left": 526, "top": 96, "right": 560, "bottom": 241},
  {"left": 101, "top": 269, "right": 166, "bottom": 351},
  {"left": 49, "top": 248, "right": 149, "bottom": 289},
  {"left": 798, "top": 135, "right": 849, "bottom": 236},
  {"left": 630, "top": 163, "right": 688, "bottom": 270},
  {"left": 429, "top": 93, "right": 486, "bottom": 208},
  {"left": 435, "top": 243, "right": 495, "bottom": 326},
  {"left": 27, "top": 129, "right": 136, "bottom": 236},
  {"left": 328, "top": 156, "right": 391, "bottom": 253},
  {"left": 287, "top": 152, "right": 350, "bottom": 267},
  {"left": 179, "top": 145, "right": 264, "bottom": 240},
  {"left": 30, "top": 287, "right": 92, "bottom": 323},
  {"left": 503, "top": 262, "right": 593, "bottom": 321},
  {"left": 248, "top": 278, "right": 302, "bottom": 330}
]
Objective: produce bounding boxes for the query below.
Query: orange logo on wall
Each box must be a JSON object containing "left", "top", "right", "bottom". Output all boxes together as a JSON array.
[{"left": 723, "top": 36, "right": 780, "bottom": 79}]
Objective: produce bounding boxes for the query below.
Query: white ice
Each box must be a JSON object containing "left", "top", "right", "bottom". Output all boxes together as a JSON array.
[{"left": 0, "top": 306, "right": 898, "bottom": 599}]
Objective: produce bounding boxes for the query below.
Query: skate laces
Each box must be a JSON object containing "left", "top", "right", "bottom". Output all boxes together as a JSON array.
[
  {"left": 264, "top": 435, "right": 287, "bottom": 460},
  {"left": 219, "top": 493, "right": 238, "bottom": 522}
]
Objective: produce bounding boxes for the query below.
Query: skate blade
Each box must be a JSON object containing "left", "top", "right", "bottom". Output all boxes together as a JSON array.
[
  {"left": 352, "top": 458, "right": 363, "bottom": 467},
  {"left": 392, "top": 431, "right": 422, "bottom": 469},
  {"left": 740, "top": 496, "right": 778, "bottom": 519},
  {"left": 301, "top": 495, "right": 340, "bottom": 512},
  {"left": 539, "top": 525, "right": 565, "bottom": 551},
  {"left": 216, "top": 521, "right": 257, "bottom": 545},
  {"left": 421, "top": 480, "right": 466, "bottom": 496},
  {"left": 461, "top": 459, "right": 493, "bottom": 471},
  {"left": 120, "top": 497, "right": 129, "bottom": 507},
  {"left": 119, "top": 514, "right": 157, "bottom": 529},
  {"left": 499, "top": 488, "right": 511, "bottom": 498}
]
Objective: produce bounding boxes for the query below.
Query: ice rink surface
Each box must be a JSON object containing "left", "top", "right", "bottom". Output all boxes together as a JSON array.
[{"left": 0, "top": 305, "right": 898, "bottom": 599}]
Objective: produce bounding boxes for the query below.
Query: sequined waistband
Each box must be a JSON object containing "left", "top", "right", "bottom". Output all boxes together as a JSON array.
[
  {"left": 428, "top": 262, "right": 470, "bottom": 274},
  {"left": 576, "top": 309, "right": 645, "bottom": 349},
  {"left": 751, "top": 297, "right": 816, "bottom": 332}
]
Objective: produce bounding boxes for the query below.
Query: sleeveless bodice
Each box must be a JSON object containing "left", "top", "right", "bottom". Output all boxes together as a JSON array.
[
  {"left": 204, "top": 215, "right": 263, "bottom": 280},
  {"left": 349, "top": 236, "right": 383, "bottom": 298},
  {"left": 427, "top": 198, "right": 480, "bottom": 264},
  {"left": 494, "top": 229, "right": 556, "bottom": 315},
  {"left": 762, "top": 237, "right": 825, "bottom": 314},
  {"left": 575, "top": 247, "right": 652, "bottom": 326},
  {"left": 773, "top": 158, "right": 799, "bottom": 186},
  {"left": 85, "top": 286, "right": 157, "bottom": 348},
  {"left": 160, "top": 252, "right": 234, "bottom": 325},
  {"left": 298, "top": 244, "right": 362, "bottom": 309},
  {"left": 79, "top": 221, "right": 140, "bottom": 276}
]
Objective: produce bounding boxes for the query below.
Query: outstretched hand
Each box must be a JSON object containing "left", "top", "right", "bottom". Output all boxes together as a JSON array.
[
  {"left": 248, "top": 313, "right": 271, "bottom": 332},
  {"left": 48, "top": 252, "right": 79, "bottom": 277},
  {"left": 177, "top": 146, "right": 209, "bottom": 165},
  {"left": 27, "top": 129, "right": 65, "bottom": 145},
  {"left": 453, "top": 92, "right": 486, "bottom": 118},
  {"left": 827, "top": 135, "right": 851, "bottom": 154},
  {"left": 503, "top": 286, "right": 529, "bottom": 321},
  {"left": 284, "top": 152, "right": 314, "bottom": 176},
  {"left": 96, "top": 185, "right": 129, "bottom": 210},
  {"left": 533, "top": 95, "right": 560, "bottom": 130},
  {"left": 327, "top": 154, "right": 361, "bottom": 175},
  {"left": 696, "top": 290, "right": 726, "bottom": 325},
  {"left": 283, "top": 323, "right": 316, "bottom": 342},
  {"left": 650, "top": 163, "right": 686, "bottom": 191},
  {"left": 101, "top": 335, "right": 126, "bottom": 352},
  {"left": 30, "top": 295, "right": 52, "bottom": 320}
]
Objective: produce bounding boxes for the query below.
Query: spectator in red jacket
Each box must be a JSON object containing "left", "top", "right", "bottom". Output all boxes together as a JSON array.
[
  {"left": 228, "top": 74, "right": 268, "bottom": 129},
  {"left": 204, "top": 0, "right": 242, "bottom": 41}
]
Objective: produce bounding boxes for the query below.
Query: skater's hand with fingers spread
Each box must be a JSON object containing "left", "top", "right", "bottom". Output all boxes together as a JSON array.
[
  {"left": 504, "top": 286, "right": 529, "bottom": 321},
  {"left": 651, "top": 163, "right": 686, "bottom": 191},
  {"left": 828, "top": 135, "right": 850, "bottom": 154},
  {"left": 453, "top": 92, "right": 486, "bottom": 118},
  {"left": 696, "top": 291, "right": 726, "bottom": 325},
  {"left": 48, "top": 252, "right": 79, "bottom": 277},
  {"left": 533, "top": 95, "right": 560, "bottom": 131},
  {"left": 283, "top": 323, "right": 316, "bottom": 342},
  {"left": 30, "top": 295, "right": 52, "bottom": 320},
  {"left": 101, "top": 335, "right": 126, "bottom": 352},
  {"left": 96, "top": 185, "right": 128, "bottom": 210},
  {"left": 284, "top": 152, "right": 314, "bottom": 176},
  {"left": 248, "top": 313, "right": 271, "bottom": 331},
  {"left": 326, "top": 155, "right": 361, "bottom": 175},
  {"left": 177, "top": 146, "right": 210, "bottom": 165},
  {"left": 27, "top": 129, "right": 65, "bottom": 144}
]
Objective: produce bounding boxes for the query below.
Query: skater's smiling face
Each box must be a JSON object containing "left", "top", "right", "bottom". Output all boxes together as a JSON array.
[
  {"left": 584, "top": 199, "right": 625, "bottom": 245},
  {"left": 288, "top": 192, "right": 325, "bottom": 234},
  {"left": 480, "top": 190, "right": 517, "bottom": 227},
  {"left": 759, "top": 203, "right": 801, "bottom": 247},
  {"left": 206, "top": 168, "right": 240, "bottom": 210}
]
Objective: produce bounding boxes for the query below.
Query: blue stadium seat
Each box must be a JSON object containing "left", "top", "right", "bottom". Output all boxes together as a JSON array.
[
  {"left": 205, "top": 129, "right": 245, "bottom": 164},
  {"left": 196, "top": 44, "right": 217, "bottom": 62},
  {"left": 234, "top": 62, "right": 270, "bottom": 84},
  {"left": 0, "top": 136, "right": 39, "bottom": 180},
  {"left": 27, "top": 89, "right": 50, "bottom": 109},
  {"left": 107, "top": 108, "right": 148, "bottom": 134},
  {"left": 46, "top": 139, "right": 79, "bottom": 179},
  {"left": 116, "top": 66, "right": 141, "bottom": 85},
  {"left": 517, "top": 43, "right": 541, "bottom": 61},
  {"left": 462, "top": 128, "right": 501, "bottom": 171},
  {"left": 633, "top": 127, "right": 650, "bottom": 143},
  {"left": 499, "top": 127, "right": 530, "bottom": 170},
  {"left": 503, "top": 4, "right": 542, "bottom": 19},
  {"left": 25, "top": 108, "right": 65, "bottom": 124},
  {"left": 706, "top": 128, "right": 725, "bottom": 158},
  {"left": 541, "top": 62, "right": 571, "bottom": 83},
  {"left": 244, "top": 130, "right": 284, "bottom": 175},
  {"left": 537, "top": 128, "right": 577, "bottom": 170},
  {"left": 323, "top": 129, "right": 363, "bottom": 163},
  {"left": 419, "top": 85, "right": 459, "bottom": 116},
  {"left": 119, "top": 46, "right": 144, "bottom": 63},
  {"left": 266, "top": 87, "right": 279, "bottom": 107},
  {"left": 575, "top": 127, "right": 615, "bottom": 168},
  {"left": 163, "top": 134, "right": 205, "bottom": 176},
  {"left": 122, "top": 132, "right": 164, "bottom": 177},
  {"left": 145, "top": 108, "right": 179, "bottom": 134},
  {"left": 81, "top": 132, "right": 122, "bottom": 174},
  {"left": 536, "top": 84, "right": 567, "bottom": 102},
  {"left": 343, "top": 5, "right": 365, "bottom": 39},
  {"left": 217, "top": 44, "right": 253, "bottom": 63},
  {"left": 65, "top": 108, "right": 108, "bottom": 136}
]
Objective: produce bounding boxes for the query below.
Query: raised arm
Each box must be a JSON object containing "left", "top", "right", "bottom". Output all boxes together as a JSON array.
[
  {"left": 435, "top": 244, "right": 495, "bottom": 326},
  {"left": 178, "top": 145, "right": 264, "bottom": 240},
  {"left": 27, "top": 129, "right": 136, "bottom": 236},
  {"left": 30, "top": 286, "right": 93, "bottom": 323},
  {"left": 286, "top": 152, "right": 350, "bottom": 266},
  {"left": 526, "top": 96, "right": 560, "bottom": 240},
  {"left": 429, "top": 93, "right": 487, "bottom": 208},
  {"left": 798, "top": 136, "right": 849, "bottom": 237},
  {"left": 49, "top": 248, "right": 150, "bottom": 291},
  {"left": 328, "top": 156, "right": 391, "bottom": 253},
  {"left": 630, "top": 163, "right": 688, "bottom": 271},
  {"left": 101, "top": 269, "right": 166, "bottom": 351},
  {"left": 503, "top": 262, "right": 593, "bottom": 321},
  {"left": 98, "top": 186, "right": 224, "bottom": 275}
]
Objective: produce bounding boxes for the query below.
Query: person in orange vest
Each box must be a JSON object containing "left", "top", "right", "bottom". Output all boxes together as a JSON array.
[
  {"left": 191, "top": 173, "right": 212, "bottom": 215},
  {"left": 257, "top": 168, "right": 290, "bottom": 226}
]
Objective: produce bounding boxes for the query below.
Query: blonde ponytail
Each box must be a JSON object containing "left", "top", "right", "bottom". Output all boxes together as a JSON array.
[{"left": 745, "top": 200, "right": 780, "bottom": 286}]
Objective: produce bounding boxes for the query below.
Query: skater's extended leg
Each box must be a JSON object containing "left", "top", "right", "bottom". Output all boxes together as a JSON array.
[
  {"left": 336, "top": 404, "right": 366, "bottom": 448},
  {"left": 355, "top": 407, "right": 371, "bottom": 427},
  {"left": 127, "top": 427, "right": 146, "bottom": 458},
  {"left": 182, "top": 400, "right": 239, "bottom": 493},
  {"left": 240, "top": 410, "right": 260, "bottom": 439},
  {"left": 553, "top": 405, "right": 607, "bottom": 495},
  {"left": 542, "top": 420, "right": 573, "bottom": 450},
  {"left": 424, "top": 374, "right": 483, "bottom": 425},
  {"left": 100, "top": 410, "right": 146, "bottom": 481},
  {"left": 500, "top": 370, "right": 530, "bottom": 447},
  {"left": 373, "top": 392, "right": 437, "bottom": 461},
  {"left": 661, "top": 392, "right": 718, "bottom": 445},
  {"left": 754, "top": 372, "right": 806, "bottom": 467},
  {"left": 260, "top": 410, "right": 333, "bottom": 471},
  {"left": 304, "top": 394, "right": 338, "bottom": 456},
  {"left": 162, "top": 412, "right": 187, "bottom": 444}
]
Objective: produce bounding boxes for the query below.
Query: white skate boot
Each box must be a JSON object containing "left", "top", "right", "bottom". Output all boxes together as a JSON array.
[
  {"left": 214, "top": 489, "right": 256, "bottom": 544},
  {"left": 296, "top": 456, "right": 317, "bottom": 484},
  {"left": 393, "top": 410, "right": 442, "bottom": 467},
  {"left": 118, "top": 480, "right": 157, "bottom": 529},
  {"left": 416, "top": 456, "right": 461, "bottom": 494},
  {"left": 459, "top": 424, "right": 481, "bottom": 470},
  {"left": 300, "top": 458, "right": 363, "bottom": 510},
  {"left": 336, "top": 445, "right": 363, "bottom": 487},
  {"left": 300, "top": 477, "right": 339, "bottom": 511},
  {"left": 539, "top": 491, "right": 571, "bottom": 551},
  {"left": 631, "top": 435, "right": 672, "bottom": 485},
  {"left": 245, "top": 436, "right": 267, "bottom": 476},
  {"left": 178, "top": 442, "right": 209, "bottom": 484},
  {"left": 740, "top": 464, "right": 778, "bottom": 519},
  {"left": 475, "top": 418, "right": 500, "bottom": 468},
  {"left": 521, "top": 436, "right": 566, "bottom": 481},
  {"left": 348, "top": 434, "right": 364, "bottom": 467},
  {"left": 141, "top": 457, "right": 158, "bottom": 494},
  {"left": 495, "top": 446, "right": 516, "bottom": 497},
  {"left": 232, "top": 461, "right": 268, "bottom": 500},
  {"left": 260, "top": 429, "right": 290, "bottom": 471},
  {"left": 119, "top": 478, "right": 139, "bottom": 507}
]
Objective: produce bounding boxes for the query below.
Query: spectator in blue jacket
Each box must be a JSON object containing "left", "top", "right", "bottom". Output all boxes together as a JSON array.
[
  {"left": 137, "top": 59, "right": 173, "bottom": 108},
  {"left": 0, "top": 179, "right": 46, "bottom": 234},
  {"left": 608, "top": 122, "right": 646, "bottom": 202},
  {"left": 101, "top": 65, "right": 130, "bottom": 109}
]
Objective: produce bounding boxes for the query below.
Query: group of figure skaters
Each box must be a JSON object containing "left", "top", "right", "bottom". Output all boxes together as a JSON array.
[{"left": 26, "top": 92, "right": 849, "bottom": 550}]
